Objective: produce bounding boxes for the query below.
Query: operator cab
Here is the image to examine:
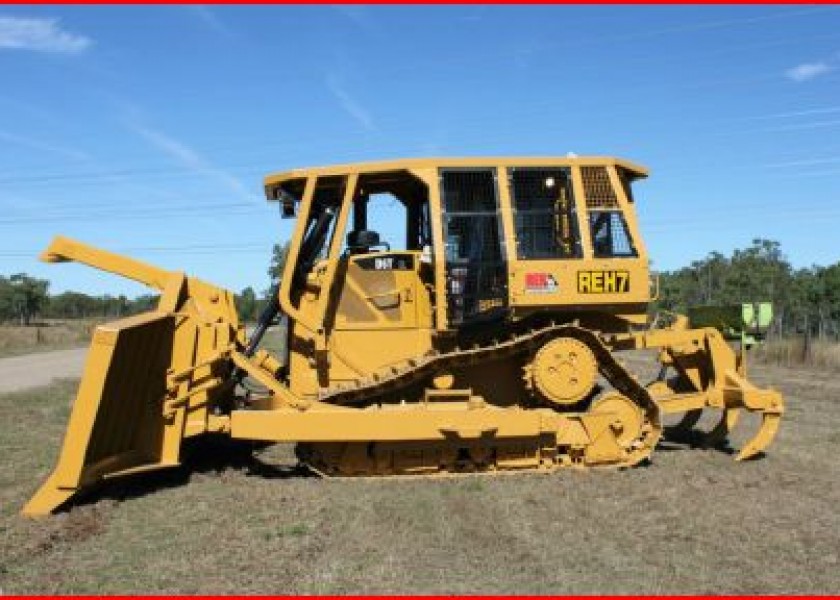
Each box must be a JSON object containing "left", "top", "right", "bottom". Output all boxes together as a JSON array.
[{"left": 265, "top": 157, "right": 650, "bottom": 340}]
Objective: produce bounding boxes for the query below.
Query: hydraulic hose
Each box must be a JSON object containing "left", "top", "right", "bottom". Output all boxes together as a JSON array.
[{"left": 244, "top": 283, "right": 281, "bottom": 358}]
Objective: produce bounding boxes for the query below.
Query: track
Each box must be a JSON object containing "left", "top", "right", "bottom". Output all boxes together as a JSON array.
[
  {"left": 321, "top": 323, "right": 651, "bottom": 407},
  {"left": 305, "top": 323, "right": 662, "bottom": 473}
]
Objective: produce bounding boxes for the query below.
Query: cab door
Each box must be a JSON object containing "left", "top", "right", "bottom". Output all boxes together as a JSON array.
[{"left": 439, "top": 168, "right": 508, "bottom": 326}]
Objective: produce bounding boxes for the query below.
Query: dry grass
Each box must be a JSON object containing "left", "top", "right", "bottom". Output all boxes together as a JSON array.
[
  {"left": 0, "top": 320, "right": 96, "bottom": 358},
  {"left": 1, "top": 359, "right": 838, "bottom": 594},
  {"left": 259, "top": 324, "right": 287, "bottom": 360},
  {"left": 753, "top": 337, "right": 840, "bottom": 371},
  {"left": 0, "top": 319, "right": 283, "bottom": 361}
]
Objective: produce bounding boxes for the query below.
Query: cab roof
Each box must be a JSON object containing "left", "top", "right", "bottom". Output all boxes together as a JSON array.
[{"left": 264, "top": 156, "right": 648, "bottom": 197}]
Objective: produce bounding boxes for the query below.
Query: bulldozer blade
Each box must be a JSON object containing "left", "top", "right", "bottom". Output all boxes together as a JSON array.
[
  {"left": 23, "top": 237, "right": 242, "bottom": 517},
  {"left": 735, "top": 412, "right": 781, "bottom": 461},
  {"left": 704, "top": 408, "right": 740, "bottom": 447},
  {"left": 23, "top": 312, "right": 181, "bottom": 517}
]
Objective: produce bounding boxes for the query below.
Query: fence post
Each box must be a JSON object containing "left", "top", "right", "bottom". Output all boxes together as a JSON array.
[{"left": 802, "top": 315, "right": 812, "bottom": 364}]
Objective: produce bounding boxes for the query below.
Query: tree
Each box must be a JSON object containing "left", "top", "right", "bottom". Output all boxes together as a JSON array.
[
  {"left": 8, "top": 273, "right": 49, "bottom": 326},
  {"left": 0, "top": 276, "right": 13, "bottom": 321},
  {"left": 268, "top": 241, "right": 290, "bottom": 282},
  {"left": 727, "top": 239, "right": 791, "bottom": 308},
  {"left": 47, "top": 291, "right": 96, "bottom": 319},
  {"left": 128, "top": 294, "right": 159, "bottom": 314},
  {"left": 236, "top": 286, "right": 258, "bottom": 322}
]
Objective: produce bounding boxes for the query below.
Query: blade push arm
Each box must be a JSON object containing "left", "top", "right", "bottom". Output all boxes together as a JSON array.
[{"left": 40, "top": 235, "right": 175, "bottom": 292}]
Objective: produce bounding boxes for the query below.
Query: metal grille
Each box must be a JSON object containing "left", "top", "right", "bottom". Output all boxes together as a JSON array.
[
  {"left": 441, "top": 169, "right": 507, "bottom": 325},
  {"left": 581, "top": 166, "right": 618, "bottom": 209},
  {"left": 509, "top": 168, "right": 580, "bottom": 259}
]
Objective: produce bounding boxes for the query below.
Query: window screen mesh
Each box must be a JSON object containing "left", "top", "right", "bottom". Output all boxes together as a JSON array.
[
  {"left": 509, "top": 168, "right": 581, "bottom": 259},
  {"left": 441, "top": 169, "right": 507, "bottom": 324},
  {"left": 589, "top": 211, "right": 637, "bottom": 258},
  {"left": 581, "top": 166, "right": 619, "bottom": 209}
]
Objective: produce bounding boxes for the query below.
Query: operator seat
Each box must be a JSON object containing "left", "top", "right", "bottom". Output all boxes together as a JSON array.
[{"left": 346, "top": 229, "right": 389, "bottom": 255}]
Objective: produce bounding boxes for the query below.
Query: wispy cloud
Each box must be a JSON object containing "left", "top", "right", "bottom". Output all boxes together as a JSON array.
[
  {"left": 325, "top": 74, "right": 376, "bottom": 132},
  {"left": 130, "top": 124, "right": 251, "bottom": 200},
  {"left": 785, "top": 61, "right": 833, "bottom": 82},
  {"left": 0, "top": 16, "right": 91, "bottom": 55},
  {"left": 188, "top": 6, "right": 233, "bottom": 38},
  {"left": 758, "top": 119, "right": 840, "bottom": 133},
  {"left": 0, "top": 129, "right": 90, "bottom": 161},
  {"left": 737, "top": 105, "right": 840, "bottom": 121},
  {"left": 762, "top": 156, "right": 840, "bottom": 169}
]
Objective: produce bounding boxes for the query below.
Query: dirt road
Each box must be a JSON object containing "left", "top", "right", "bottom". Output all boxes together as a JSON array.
[{"left": 0, "top": 348, "right": 87, "bottom": 393}]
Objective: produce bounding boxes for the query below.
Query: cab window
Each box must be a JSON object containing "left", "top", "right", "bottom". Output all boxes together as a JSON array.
[
  {"left": 589, "top": 211, "right": 637, "bottom": 258},
  {"left": 342, "top": 170, "right": 431, "bottom": 256},
  {"left": 580, "top": 165, "right": 638, "bottom": 259},
  {"left": 509, "top": 167, "right": 581, "bottom": 259}
]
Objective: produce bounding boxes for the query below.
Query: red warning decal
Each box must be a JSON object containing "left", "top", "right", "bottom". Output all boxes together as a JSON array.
[{"left": 525, "top": 272, "right": 559, "bottom": 294}]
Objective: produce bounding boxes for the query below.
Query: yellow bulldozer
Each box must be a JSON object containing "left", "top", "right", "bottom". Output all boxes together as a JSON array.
[{"left": 23, "top": 157, "right": 784, "bottom": 516}]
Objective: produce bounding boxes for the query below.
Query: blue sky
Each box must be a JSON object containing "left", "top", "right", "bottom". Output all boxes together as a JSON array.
[{"left": 0, "top": 5, "right": 838, "bottom": 298}]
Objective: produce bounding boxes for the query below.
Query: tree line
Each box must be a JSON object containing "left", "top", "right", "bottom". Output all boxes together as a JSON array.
[
  {"left": 0, "top": 242, "right": 290, "bottom": 326},
  {"left": 3, "top": 240, "right": 838, "bottom": 339},
  {"left": 0, "top": 274, "right": 157, "bottom": 325},
  {"left": 656, "top": 238, "right": 840, "bottom": 340}
]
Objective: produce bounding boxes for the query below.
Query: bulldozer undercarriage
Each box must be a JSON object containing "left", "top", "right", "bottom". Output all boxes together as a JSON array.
[
  {"left": 290, "top": 322, "right": 664, "bottom": 476},
  {"left": 281, "top": 320, "right": 780, "bottom": 477}
]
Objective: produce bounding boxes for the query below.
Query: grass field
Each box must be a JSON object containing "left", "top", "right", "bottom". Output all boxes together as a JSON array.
[
  {"left": 0, "top": 319, "right": 279, "bottom": 360},
  {"left": 753, "top": 337, "right": 840, "bottom": 371},
  {"left": 0, "top": 321, "right": 95, "bottom": 358},
  {"left": 1, "top": 358, "right": 839, "bottom": 594}
]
